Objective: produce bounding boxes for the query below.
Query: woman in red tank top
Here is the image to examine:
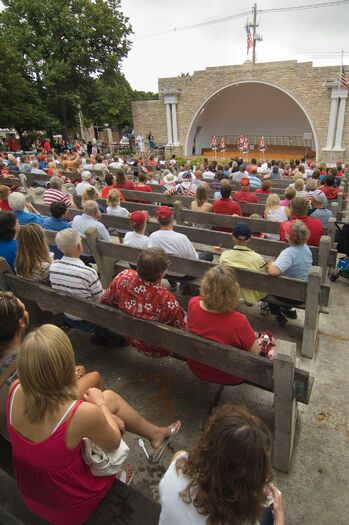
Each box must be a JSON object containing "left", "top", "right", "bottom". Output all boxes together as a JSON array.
[{"left": 7, "top": 324, "right": 180, "bottom": 525}]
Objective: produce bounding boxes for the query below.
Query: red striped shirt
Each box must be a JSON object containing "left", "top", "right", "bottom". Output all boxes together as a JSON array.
[{"left": 43, "top": 189, "right": 71, "bottom": 207}]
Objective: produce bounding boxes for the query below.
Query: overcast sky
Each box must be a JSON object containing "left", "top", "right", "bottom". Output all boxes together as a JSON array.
[{"left": 120, "top": 0, "right": 349, "bottom": 92}]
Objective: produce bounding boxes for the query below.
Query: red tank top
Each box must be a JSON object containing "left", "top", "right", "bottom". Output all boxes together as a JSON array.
[{"left": 7, "top": 382, "right": 114, "bottom": 525}]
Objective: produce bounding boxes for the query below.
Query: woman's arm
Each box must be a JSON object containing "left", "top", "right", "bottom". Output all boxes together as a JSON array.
[
  {"left": 270, "top": 485, "right": 285, "bottom": 525},
  {"left": 248, "top": 339, "right": 261, "bottom": 355},
  {"left": 267, "top": 262, "right": 281, "bottom": 276},
  {"left": 83, "top": 388, "right": 122, "bottom": 450}
]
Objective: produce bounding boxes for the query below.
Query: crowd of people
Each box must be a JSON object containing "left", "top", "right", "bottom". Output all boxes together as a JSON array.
[{"left": 0, "top": 146, "right": 346, "bottom": 524}]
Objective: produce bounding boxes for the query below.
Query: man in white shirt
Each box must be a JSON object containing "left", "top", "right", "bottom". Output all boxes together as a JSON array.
[
  {"left": 148, "top": 206, "right": 213, "bottom": 290},
  {"left": 50, "top": 228, "right": 111, "bottom": 344},
  {"left": 71, "top": 200, "right": 111, "bottom": 241},
  {"left": 75, "top": 171, "right": 94, "bottom": 196},
  {"left": 148, "top": 206, "right": 199, "bottom": 259},
  {"left": 123, "top": 211, "right": 149, "bottom": 249}
]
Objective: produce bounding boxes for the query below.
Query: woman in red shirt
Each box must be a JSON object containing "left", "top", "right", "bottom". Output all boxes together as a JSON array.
[
  {"left": 134, "top": 172, "right": 153, "bottom": 193},
  {"left": 101, "top": 173, "right": 124, "bottom": 201},
  {"left": 187, "top": 265, "right": 260, "bottom": 385},
  {"left": 0, "top": 185, "right": 12, "bottom": 210},
  {"left": 7, "top": 323, "right": 180, "bottom": 524},
  {"left": 115, "top": 171, "right": 134, "bottom": 190}
]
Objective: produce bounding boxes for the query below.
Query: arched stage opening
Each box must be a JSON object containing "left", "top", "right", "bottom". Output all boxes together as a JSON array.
[{"left": 185, "top": 81, "right": 318, "bottom": 159}]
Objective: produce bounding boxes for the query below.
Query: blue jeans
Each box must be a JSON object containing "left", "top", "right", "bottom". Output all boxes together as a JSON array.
[
  {"left": 260, "top": 505, "right": 274, "bottom": 525},
  {"left": 64, "top": 316, "right": 112, "bottom": 340}
]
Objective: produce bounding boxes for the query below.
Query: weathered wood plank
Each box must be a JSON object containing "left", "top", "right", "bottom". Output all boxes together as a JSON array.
[
  {"left": 97, "top": 240, "right": 308, "bottom": 301},
  {"left": 35, "top": 203, "right": 336, "bottom": 269},
  {"left": 272, "top": 341, "right": 298, "bottom": 472},
  {"left": 301, "top": 266, "right": 321, "bottom": 358},
  {"left": 5, "top": 274, "right": 311, "bottom": 402}
]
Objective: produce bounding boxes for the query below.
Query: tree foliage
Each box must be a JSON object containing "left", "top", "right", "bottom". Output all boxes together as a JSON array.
[{"left": 0, "top": 0, "right": 133, "bottom": 136}]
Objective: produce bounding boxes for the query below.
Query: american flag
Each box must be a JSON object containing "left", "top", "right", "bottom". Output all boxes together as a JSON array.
[
  {"left": 340, "top": 69, "right": 349, "bottom": 90},
  {"left": 245, "top": 23, "right": 253, "bottom": 54}
]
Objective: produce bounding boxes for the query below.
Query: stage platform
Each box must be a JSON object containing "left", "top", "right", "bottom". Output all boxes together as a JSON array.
[{"left": 198, "top": 145, "right": 315, "bottom": 163}]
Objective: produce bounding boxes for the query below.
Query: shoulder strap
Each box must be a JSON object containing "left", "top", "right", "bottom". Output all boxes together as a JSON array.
[{"left": 0, "top": 359, "right": 17, "bottom": 390}]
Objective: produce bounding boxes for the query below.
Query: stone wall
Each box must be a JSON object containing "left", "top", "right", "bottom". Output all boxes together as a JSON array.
[
  {"left": 132, "top": 61, "right": 349, "bottom": 163},
  {"left": 131, "top": 99, "right": 167, "bottom": 147}
]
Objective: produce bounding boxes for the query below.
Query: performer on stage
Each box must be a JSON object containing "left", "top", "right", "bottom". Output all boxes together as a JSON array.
[
  {"left": 220, "top": 136, "right": 226, "bottom": 157},
  {"left": 242, "top": 136, "right": 249, "bottom": 160},
  {"left": 148, "top": 131, "right": 155, "bottom": 154},
  {"left": 211, "top": 135, "right": 218, "bottom": 159},
  {"left": 238, "top": 134, "right": 244, "bottom": 153},
  {"left": 259, "top": 136, "right": 267, "bottom": 161},
  {"left": 136, "top": 133, "right": 145, "bottom": 158}
]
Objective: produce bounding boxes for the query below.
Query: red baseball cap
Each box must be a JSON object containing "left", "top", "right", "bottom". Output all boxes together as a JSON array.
[
  {"left": 130, "top": 211, "right": 148, "bottom": 227},
  {"left": 240, "top": 177, "right": 250, "bottom": 186},
  {"left": 156, "top": 206, "right": 173, "bottom": 220}
]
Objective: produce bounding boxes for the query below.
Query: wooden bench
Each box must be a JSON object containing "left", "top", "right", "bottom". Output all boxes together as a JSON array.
[
  {"left": 4, "top": 272, "right": 314, "bottom": 473},
  {"left": 0, "top": 434, "right": 160, "bottom": 525},
  {"left": 82, "top": 230, "right": 329, "bottom": 359},
  {"left": 34, "top": 202, "right": 336, "bottom": 286}
]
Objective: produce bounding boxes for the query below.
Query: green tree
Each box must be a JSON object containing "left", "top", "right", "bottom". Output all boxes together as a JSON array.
[
  {"left": 0, "top": 0, "right": 132, "bottom": 137},
  {"left": 133, "top": 90, "right": 159, "bottom": 101},
  {"left": 84, "top": 72, "right": 134, "bottom": 129},
  {"left": 0, "top": 37, "right": 57, "bottom": 145}
]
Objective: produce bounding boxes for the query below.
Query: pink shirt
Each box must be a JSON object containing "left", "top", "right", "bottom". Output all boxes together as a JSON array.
[{"left": 7, "top": 383, "right": 113, "bottom": 525}]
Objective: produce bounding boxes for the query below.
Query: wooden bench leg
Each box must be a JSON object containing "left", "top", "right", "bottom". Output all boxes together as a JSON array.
[
  {"left": 318, "top": 235, "right": 331, "bottom": 285},
  {"left": 301, "top": 266, "right": 321, "bottom": 358},
  {"left": 85, "top": 228, "right": 115, "bottom": 288},
  {"left": 272, "top": 341, "right": 298, "bottom": 473}
]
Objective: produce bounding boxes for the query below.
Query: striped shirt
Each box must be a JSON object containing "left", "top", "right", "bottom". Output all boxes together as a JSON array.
[
  {"left": 49, "top": 257, "right": 103, "bottom": 318},
  {"left": 43, "top": 188, "right": 71, "bottom": 207}
]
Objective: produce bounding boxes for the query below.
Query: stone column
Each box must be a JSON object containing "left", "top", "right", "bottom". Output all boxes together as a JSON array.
[
  {"left": 334, "top": 92, "right": 348, "bottom": 150},
  {"left": 171, "top": 103, "right": 179, "bottom": 145},
  {"left": 164, "top": 92, "right": 179, "bottom": 146},
  {"left": 325, "top": 95, "right": 339, "bottom": 150},
  {"left": 165, "top": 103, "right": 173, "bottom": 145}
]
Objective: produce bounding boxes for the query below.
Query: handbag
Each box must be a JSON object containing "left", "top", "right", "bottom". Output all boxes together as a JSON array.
[{"left": 82, "top": 437, "right": 130, "bottom": 477}]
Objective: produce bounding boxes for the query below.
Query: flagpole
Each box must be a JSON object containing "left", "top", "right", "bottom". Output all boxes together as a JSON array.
[{"left": 330, "top": 50, "right": 343, "bottom": 167}]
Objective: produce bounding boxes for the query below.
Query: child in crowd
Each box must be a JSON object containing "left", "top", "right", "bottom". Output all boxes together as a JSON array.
[
  {"left": 15, "top": 224, "right": 53, "bottom": 283},
  {"left": 106, "top": 189, "right": 130, "bottom": 217},
  {"left": 249, "top": 213, "right": 267, "bottom": 238},
  {"left": 123, "top": 211, "right": 149, "bottom": 249}
]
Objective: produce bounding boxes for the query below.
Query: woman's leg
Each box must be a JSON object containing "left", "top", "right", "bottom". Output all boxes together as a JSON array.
[
  {"left": 102, "top": 389, "right": 178, "bottom": 449},
  {"left": 77, "top": 371, "right": 103, "bottom": 398}
]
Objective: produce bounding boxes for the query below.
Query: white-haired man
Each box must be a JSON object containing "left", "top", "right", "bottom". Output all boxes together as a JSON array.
[
  {"left": 49, "top": 228, "right": 110, "bottom": 344},
  {"left": 71, "top": 200, "right": 111, "bottom": 241},
  {"left": 75, "top": 171, "right": 94, "bottom": 196},
  {"left": 8, "top": 192, "right": 45, "bottom": 226}
]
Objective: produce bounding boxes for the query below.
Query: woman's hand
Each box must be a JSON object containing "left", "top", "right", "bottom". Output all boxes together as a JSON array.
[
  {"left": 270, "top": 484, "right": 285, "bottom": 525},
  {"left": 113, "top": 415, "right": 125, "bottom": 435},
  {"left": 83, "top": 387, "right": 105, "bottom": 407}
]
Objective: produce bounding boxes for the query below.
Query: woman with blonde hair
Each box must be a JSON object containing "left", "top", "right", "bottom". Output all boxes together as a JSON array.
[
  {"left": 264, "top": 193, "right": 290, "bottom": 240},
  {"left": 15, "top": 224, "right": 52, "bottom": 283},
  {"left": 294, "top": 178, "right": 308, "bottom": 199},
  {"left": 82, "top": 185, "right": 99, "bottom": 204},
  {"left": 187, "top": 265, "right": 260, "bottom": 385},
  {"left": 280, "top": 185, "right": 296, "bottom": 207},
  {"left": 190, "top": 186, "right": 213, "bottom": 229},
  {"left": 82, "top": 186, "right": 106, "bottom": 213},
  {"left": 7, "top": 324, "right": 180, "bottom": 524},
  {"left": 159, "top": 404, "right": 284, "bottom": 525},
  {"left": 106, "top": 189, "right": 129, "bottom": 217}
]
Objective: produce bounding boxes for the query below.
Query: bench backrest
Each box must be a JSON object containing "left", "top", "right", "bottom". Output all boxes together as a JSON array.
[
  {"left": 4, "top": 273, "right": 311, "bottom": 404},
  {"left": 34, "top": 203, "right": 336, "bottom": 272}
]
